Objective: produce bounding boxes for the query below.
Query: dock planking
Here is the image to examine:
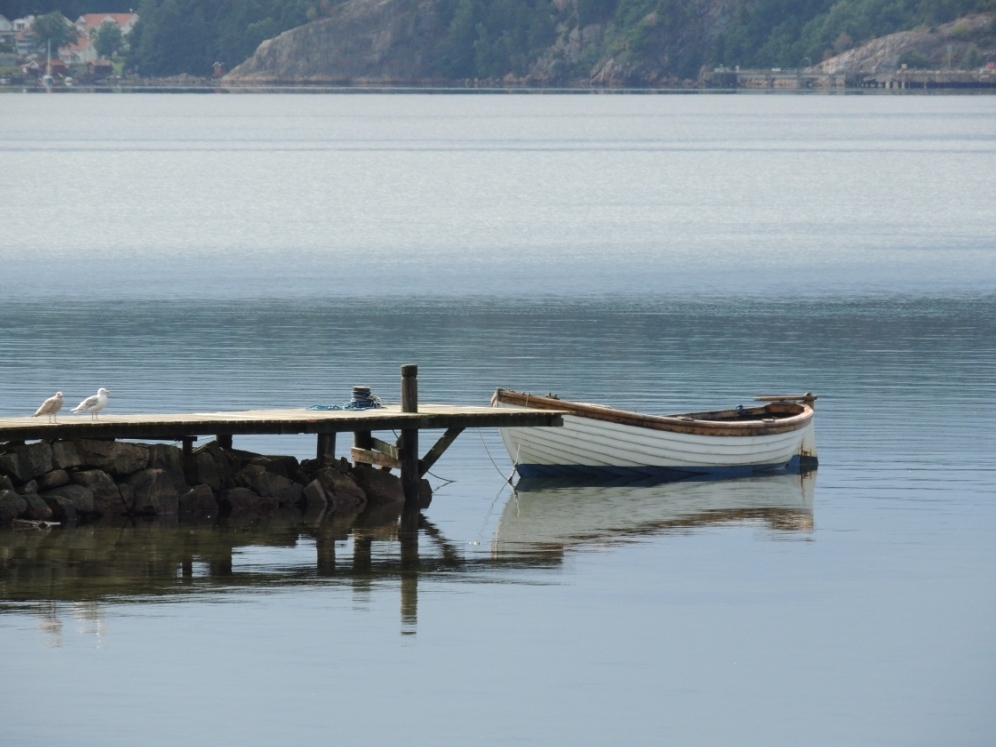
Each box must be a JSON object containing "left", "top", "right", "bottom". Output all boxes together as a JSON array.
[{"left": 0, "top": 404, "right": 562, "bottom": 443}]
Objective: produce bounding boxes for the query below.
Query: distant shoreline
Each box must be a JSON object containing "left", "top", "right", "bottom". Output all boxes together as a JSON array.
[{"left": 4, "top": 83, "right": 996, "bottom": 95}]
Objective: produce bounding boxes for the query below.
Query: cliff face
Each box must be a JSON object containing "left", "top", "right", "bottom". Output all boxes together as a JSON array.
[
  {"left": 225, "top": 0, "right": 733, "bottom": 85},
  {"left": 226, "top": 0, "right": 449, "bottom": 83},
  {"left": 817, "top": 13, "right": 995, "bottom": 74}
]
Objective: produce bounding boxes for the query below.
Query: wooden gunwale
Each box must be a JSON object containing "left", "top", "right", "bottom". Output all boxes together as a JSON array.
[{"left": 494, "top": 390, "right": 813, "bottom": 438}]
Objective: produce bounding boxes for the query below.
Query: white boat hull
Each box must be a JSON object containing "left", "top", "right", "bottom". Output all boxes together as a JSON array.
[{"left": 495, "top": 391, "right": 817, "bottom": 479}]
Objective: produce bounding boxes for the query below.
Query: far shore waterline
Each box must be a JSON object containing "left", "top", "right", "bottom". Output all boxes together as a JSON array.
[{"left": 4, "top": 82, "right": 993, "bottom": 95}]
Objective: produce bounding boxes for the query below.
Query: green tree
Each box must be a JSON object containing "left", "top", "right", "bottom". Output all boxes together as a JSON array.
[
  {"left": 94, "top": 21, "right": 124, "bottom": 59},
  {"left": 32, "top": 11, "right": 78, "bottom": 53}
]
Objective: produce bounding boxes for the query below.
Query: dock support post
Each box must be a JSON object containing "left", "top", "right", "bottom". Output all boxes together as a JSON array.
[
  {"left": 181, "top": 437, "right": 196, "bottom": 485},
  {"left": 400, "top": 364, "right": 419, "bottom": 508},
  {"left": 317, "top": 432, "right": 336, "bottom": 464}
]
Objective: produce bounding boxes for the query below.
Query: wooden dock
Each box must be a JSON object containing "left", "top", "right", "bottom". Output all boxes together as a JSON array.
[{"left": 0, "top": 366, "right": 565, "bottom": 507}]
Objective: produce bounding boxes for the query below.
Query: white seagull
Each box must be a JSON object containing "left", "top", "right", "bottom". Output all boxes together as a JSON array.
[
  {"left": 33, "top": 391, "right": 64, "bottom": 423},
  {"left": 72, "top": 388, "right": 110, "bottom": 420}
]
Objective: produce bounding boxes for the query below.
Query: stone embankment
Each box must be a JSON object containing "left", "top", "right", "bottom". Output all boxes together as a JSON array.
[{"left": 0, "top": 439, "right": 430, "bottom": 528}]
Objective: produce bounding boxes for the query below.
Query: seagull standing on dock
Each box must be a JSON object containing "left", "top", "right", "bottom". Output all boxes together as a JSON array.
[
  {"left": 72, "top": 388, "right": 110, "bottom": 420},
  {"left": 33, "top": 392, "right": 64, "bottom": 423}
]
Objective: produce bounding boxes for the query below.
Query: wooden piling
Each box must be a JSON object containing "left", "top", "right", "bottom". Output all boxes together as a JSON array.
[
  {"left": 400, "top": 364, "right": 419, "bottom": 508},
  {"left": 317, "top": 432, "right": 336, "bottom": 463}
]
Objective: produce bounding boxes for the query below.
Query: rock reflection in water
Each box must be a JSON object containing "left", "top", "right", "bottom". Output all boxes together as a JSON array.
[{"left": 493, "top": 471, "right": 816, "bottom": 557}]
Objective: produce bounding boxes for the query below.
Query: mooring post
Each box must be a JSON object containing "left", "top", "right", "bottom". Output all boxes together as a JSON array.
[{"left": 400, "top": 364, "right": 419, "bottom": 507}]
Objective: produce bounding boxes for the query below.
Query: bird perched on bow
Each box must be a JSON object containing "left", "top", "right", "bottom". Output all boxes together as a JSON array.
[
  {"left": 72, "top": 388, "right": 110, "bottom": 420},
  {"left": 33, "top": 392, "right": 64, "bottom": 423}
]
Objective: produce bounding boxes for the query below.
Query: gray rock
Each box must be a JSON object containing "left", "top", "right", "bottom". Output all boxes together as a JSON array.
[
  {"left": 43, "top": 484, "right": 96, "bottom": 514},
  {"left": 0, "top": 474, "right": 13, "bottom": 492},
  {"left": 51, "top": 441, "right": 82, "bottom": 470},
  {"left": 179, "top": 484, "right": 218, "bottom": 519},
  {"left": 234, "top": 463, "right": 266, "bottom": 489},
  {"left": 70, "top": 469, "right": 123, "bottom": 516},
  {"left": 219, "top": 487, "right": 278, "bottom": 517},
  {"left": 40, "top": 469, "right": 71, "bottom": 490},
  {"left": 118, "top": 482, "right": 135, "bottom": 512},
  {"left": 302, "top": 479, "right": 328, "bottom": 511},
  {"left": 127, "top": 468, "right": 179, "bottom": 515},
  {"left": 21, "top": 493, "right": 53, "bottom": 521},
  {"left": 147, "top": 444, "right": 187, "bottom": 491},
  {"left": 312, "top": 465, "right": 366, "bottom": 512},
  {"left": 193, "top": 441, "right": 240, "bottom": 488},
  {"left": 0, "top": 489, "right": 28, "bottom": 524},
  {"left": 42, "top": 494, "right": 77, "bottom": 524},
  {"left": 192, "top": 450, "right": 222, "bottom": 490},
  {"left": 74, "top": 439, "right": 149, "bottom": 476},
  {"left": 0, "top": 442, "right": 53, "bottom": 483},
  {"left": 251, "top": 471, "right": 303, "bottom": 507},
  {"left": 351, "top": 465, "right": 404, "bottom": 508},
  {"left": 16, "top": 479, "right": 39, "bottom": 495},
  {"left": 247, "top": 454, "right": 300, "bottom": 481}
]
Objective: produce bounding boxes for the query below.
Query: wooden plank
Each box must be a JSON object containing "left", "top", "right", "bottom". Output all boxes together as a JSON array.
[
  {"left": 351, "top": 446, "right": 402, "bottom": 470},
  {"left": 419, "top": 426, "right": 464, "bottom": 477},
  {"left": 0, "top": 404, "right": 564, "bottom": 443},
  {"left": 370, "top": 437, "right": 399, "bottom": 461}
]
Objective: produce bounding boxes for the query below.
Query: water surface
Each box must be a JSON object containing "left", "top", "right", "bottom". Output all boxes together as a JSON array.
[{"left": 1, "top": 94, "right": 994, "bottom": 747}]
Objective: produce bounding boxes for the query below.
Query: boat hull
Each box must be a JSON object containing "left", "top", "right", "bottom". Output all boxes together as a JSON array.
[{"left": 494, "top": 390, "right": 817, "bottom": 479}]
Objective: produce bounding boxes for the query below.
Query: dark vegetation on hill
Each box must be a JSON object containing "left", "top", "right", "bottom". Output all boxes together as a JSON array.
[{"left": 4, "top": 0, "right": 995, "bottom": 81}]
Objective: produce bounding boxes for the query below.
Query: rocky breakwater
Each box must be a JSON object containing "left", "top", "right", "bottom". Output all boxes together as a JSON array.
[{"left": 0, "top": 439, "right": 431, "bottom": 528}]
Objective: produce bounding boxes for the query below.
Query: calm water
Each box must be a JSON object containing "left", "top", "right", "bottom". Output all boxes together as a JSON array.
[{"left": 1, "top": 94, "right": 995, "bottom": 746}]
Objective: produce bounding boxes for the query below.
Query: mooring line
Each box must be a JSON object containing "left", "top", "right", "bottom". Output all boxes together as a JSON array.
[{"left": 477, "top": 428, "right": 516, "bottom": 484}]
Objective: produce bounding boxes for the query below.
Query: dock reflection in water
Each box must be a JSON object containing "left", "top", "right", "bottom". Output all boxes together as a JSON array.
[
  {"left": 0, "top": 502, "right": 559, "bottom": 639},
  {"left": 494, "top": 471, "right": 816, "bottom": 557},
  {"left": 1, "top": 472, "right": 814, "bottom": 639}
]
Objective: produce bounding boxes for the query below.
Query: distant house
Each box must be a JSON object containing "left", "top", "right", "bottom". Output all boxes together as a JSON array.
[
  {"left": 14, "top": 27, "right": 38, "bottom": 55},
  {"left": 0, "top": 15, "right": 15, "bottom": 42},
  {"left": 61, "top": 12, "right": 138, "bottom": 64}
]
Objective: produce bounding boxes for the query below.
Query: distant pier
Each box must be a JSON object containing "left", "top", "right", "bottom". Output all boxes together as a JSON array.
[{"left": 703, "top": 67, "right": 996, "bottom": 91}]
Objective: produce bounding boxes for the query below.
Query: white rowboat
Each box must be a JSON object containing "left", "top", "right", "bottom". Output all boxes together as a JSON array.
[{"left": 492, "top": 389, "right": 818, "bottom": 480}]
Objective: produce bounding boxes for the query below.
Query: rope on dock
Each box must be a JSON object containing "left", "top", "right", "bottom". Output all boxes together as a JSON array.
[{"left": 307, "top": 386, "right": 384, "bottom": 411}]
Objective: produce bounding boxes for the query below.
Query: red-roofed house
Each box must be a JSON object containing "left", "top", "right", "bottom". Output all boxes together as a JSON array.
[{"left": 61, "top": 12, "right": 138, "bottom": 64}]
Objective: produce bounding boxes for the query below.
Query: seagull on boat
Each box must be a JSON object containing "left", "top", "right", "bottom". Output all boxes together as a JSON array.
[
  {"left": 72, "top": 388, "right": 110, "bottom": 420},
  {"left": 33, "top": 392, "right": 64, "bottom": 423}
]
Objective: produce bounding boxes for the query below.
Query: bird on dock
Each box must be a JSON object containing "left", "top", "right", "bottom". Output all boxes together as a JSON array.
[
  {"left": 72, "top": 388, "right": 110, "bottom": 420},
  {"left": 33, "top": 392, "right": 64, "bottom": 423}
]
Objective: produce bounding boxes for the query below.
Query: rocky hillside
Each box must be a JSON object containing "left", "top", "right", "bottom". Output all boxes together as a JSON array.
[
  {"left": 224, "top": 0, "right": 996, "bottom": 86},
  {"left": 225, "top": 0, "right": 734, "bottom": 86},
  {"left": 227, "top": 0, "right": 449, "bottom": 84},
  {"left": 817, "top": 13, "right": 995, "bottom": 73}
]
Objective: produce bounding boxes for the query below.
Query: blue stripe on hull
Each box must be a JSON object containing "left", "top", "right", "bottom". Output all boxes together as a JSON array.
[{"left": 515, "top": 455, "right": 813, "bottom": 482}]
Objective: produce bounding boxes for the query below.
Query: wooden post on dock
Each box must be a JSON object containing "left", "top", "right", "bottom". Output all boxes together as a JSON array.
[{"left": 400, "top": 364, "right": 419, "bottom": 508}]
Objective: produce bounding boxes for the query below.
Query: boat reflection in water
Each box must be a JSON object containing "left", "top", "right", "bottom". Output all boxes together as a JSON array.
[{"left": 493, "top": 470, "right": 816, "bottom": 557}]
